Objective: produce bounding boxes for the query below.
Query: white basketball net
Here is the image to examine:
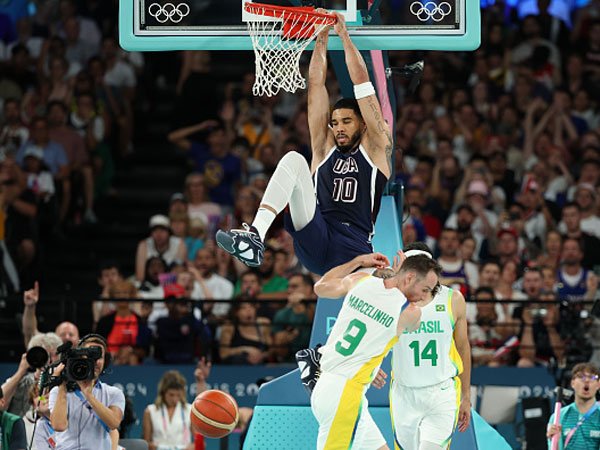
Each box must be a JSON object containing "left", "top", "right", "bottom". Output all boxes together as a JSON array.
[{"left": 245, "top": 4, "right": 336, "bottom": 97}]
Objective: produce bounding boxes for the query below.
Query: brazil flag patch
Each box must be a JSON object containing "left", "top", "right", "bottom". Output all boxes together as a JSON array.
[{"left": 436, "top": 305, "right": 446, "bottom": 312}]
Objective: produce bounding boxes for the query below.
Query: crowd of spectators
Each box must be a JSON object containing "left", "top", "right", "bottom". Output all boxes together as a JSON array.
[
  {"left": 0, "top": 0, "right": 133, "bottom": 292},
  {"left": 1, "top": 0, "right": 600, "bottom": 375}
]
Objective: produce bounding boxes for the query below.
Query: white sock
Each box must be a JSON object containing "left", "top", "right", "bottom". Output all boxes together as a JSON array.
[
  {"left": 251, "top": 207, "right": 276, "bottom": 241},
  {"left": 249, "top": 151, "right": 316, "bottom": 239}
]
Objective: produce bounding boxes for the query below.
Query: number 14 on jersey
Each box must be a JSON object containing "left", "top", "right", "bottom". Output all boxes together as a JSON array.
[{"left": 408, "top": 340, "right": 439, "bottom": 367}]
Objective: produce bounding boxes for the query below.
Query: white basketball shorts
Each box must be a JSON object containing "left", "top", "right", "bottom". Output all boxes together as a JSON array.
[
  {"left": 311, "top": 372, "right": 387, "bottom": 450},
  {"left": 389, "top": 377, "right": 461, "bottom": 450}
]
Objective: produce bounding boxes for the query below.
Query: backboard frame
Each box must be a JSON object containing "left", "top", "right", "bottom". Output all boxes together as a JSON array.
[{"left": 119, "top": 0, "right": 480, "bottom": 51}]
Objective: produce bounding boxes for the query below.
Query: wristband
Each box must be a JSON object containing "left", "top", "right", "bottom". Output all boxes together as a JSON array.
[{"left": 353, "top": 82, "right": 375, "bottom": 99}]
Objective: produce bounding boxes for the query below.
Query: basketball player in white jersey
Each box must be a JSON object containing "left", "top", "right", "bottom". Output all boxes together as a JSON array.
[
  {"left": 217, "top": 12, "right": 393, "bottom": 276},
  {"left": 389, "top": 243, "right": 471, "bottom": 450},
  {"left": 311, "top": 252, "right": 442, "bottom": 450}
]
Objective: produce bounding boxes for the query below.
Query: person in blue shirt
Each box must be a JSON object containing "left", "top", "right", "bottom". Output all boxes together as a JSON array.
[
  {"left": 49, "top": 334, "right": 125, "bottom": 450},
  {"left": 547, "top": 362, "right": 600, "bottom": 449},
  {"left": 168, "top": 120, "right": 241, "bottom": 209},
  {"left": 16, "top": 116, "right": 69, "bottom": 180},
  {"left": 0, "top": 0, "right": 28, "bottom": 39}
]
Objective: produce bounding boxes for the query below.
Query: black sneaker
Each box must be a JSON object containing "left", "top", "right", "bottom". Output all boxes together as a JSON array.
[
  {"left": 216, "top": 223, "right": 264, "bottom": 267},
  {"left": 295, "top": 345, "right": 322, "bottom": 396}
]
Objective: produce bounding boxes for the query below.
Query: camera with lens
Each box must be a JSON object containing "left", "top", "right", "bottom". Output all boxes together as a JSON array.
[
  {"left": 530, "top": 307, "right": 548, "bottom": 319},
  {"left": 26, "top": 346, "right": 49, "bottom": 370},
  {"left": 39, "top": 342, "right": 102, "bottom": 391}
]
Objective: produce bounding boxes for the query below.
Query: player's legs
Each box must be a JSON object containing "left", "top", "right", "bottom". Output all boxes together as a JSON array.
[
  {"left": 390, "top": 382, "right": 421, "bottom": 450},
  {"left": 216, "top": 152, "right": 317, "bottom": 267},
  {"left": 216, "top": 151, "right": 316, "bottom": 267},
  {"left": 352, "top": 400, "right": 388, "bottom": 450},
  {"left": 255, "top": 151, "right": 316, "bottom": 235},
  {"left": 417, "top": 378, "right": 461, "bottom": 449},
  {"left": 312, "top": 372, "right": 369, "bottom": 450}
]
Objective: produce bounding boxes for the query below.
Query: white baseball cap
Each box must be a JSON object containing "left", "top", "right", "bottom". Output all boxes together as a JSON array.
[
  {"left": 24, "top": 145, "right": 44, "bottom": 160},
  {"left": 149, "top": 214, "right": 170, "bottom": 230}
]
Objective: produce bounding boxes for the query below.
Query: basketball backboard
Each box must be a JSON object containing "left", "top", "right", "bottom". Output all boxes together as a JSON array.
[{"left": 119, "top": 0, "right": 480, "bottom": 51}]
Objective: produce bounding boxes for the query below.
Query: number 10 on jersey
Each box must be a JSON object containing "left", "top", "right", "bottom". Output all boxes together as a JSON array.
[{"left": 332, "top": 177, "right": 357, "bottom": 203}]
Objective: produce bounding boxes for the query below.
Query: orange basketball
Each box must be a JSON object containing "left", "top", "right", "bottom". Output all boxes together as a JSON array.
[{"left": 190, "top": 389, "right": 239, "bottom": 439}]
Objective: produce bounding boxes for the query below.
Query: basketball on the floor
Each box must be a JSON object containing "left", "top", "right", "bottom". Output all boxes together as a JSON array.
[{"left": 190, "top": 389, "right": 239, "bottom": 438}]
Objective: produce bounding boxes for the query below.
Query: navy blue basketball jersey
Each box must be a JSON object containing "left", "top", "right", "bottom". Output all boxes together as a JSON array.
[
  {"left": 314, "top": 145, "right": 387, "bottom": 242},
  {"left": 441, "top": 261, "right": 471, "bottom": 298},
  {"left": 557, "top": 269, "right": 589, "bottom": 302}
]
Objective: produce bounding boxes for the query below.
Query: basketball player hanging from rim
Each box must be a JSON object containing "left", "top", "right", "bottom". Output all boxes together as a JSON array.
[{"left": 217, "top": 11, "right": 392, "bottom": 275}]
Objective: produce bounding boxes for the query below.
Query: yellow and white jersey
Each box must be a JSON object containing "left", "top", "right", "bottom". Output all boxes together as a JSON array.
[
  {"left": 319, "top": 275, "right": 406, "bottom": 385},
  {"left": 392, "top": 285, "right": 463, "bottom": 387}
]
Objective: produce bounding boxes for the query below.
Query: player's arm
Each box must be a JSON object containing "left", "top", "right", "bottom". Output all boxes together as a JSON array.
[
  {"left": 308, "top": 19, "right": 335, "bottom": 171},
  {"left": 314, "top": 253, "right": 389, "bottom": 298},
  {"left": 332, "top": 12, "right": 392, "bottom": 179},
  {"left": 396, "top": 303, "right": 421, "bottom": 336},
  {"left": 452, "top": 290, "right": 472, "bottom": 432},
  {"left": 110, "top": 429, "right": 120, "bottom": 450},
  {"left": 22, "top": 282, "right": 40, "bottom": 348}
]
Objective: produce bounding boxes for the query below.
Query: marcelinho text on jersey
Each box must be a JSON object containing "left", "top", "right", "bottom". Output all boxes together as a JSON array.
[{"left": 347, "top": 294, "right": 394, "bottom": 328}]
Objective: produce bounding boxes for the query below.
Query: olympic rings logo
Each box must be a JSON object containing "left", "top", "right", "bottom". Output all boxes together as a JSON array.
[
  {"left": 148, "top": 3, "right": 190, "bottom": 23},
  {"left": 410, "top": 1, "right": 452, "bottom": 22}
]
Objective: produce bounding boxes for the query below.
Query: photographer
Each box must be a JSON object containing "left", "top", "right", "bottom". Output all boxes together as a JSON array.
[
  {"left": 515, "top": 269, "right": 565, "bottom": 367},
  {"left": 1, "top": 332, "right": 61, "bottom": 417},
  {"left": 547, "top": 363, "right": 600, "bottom": 448},
  {"left": 48, "top": 334, "right": 125, "bottom": 450}
]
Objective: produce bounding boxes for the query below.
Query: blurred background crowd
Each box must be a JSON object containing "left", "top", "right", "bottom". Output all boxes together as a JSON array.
[{"left": 0, "top": 0, "right": 599, "bottom": 377}]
